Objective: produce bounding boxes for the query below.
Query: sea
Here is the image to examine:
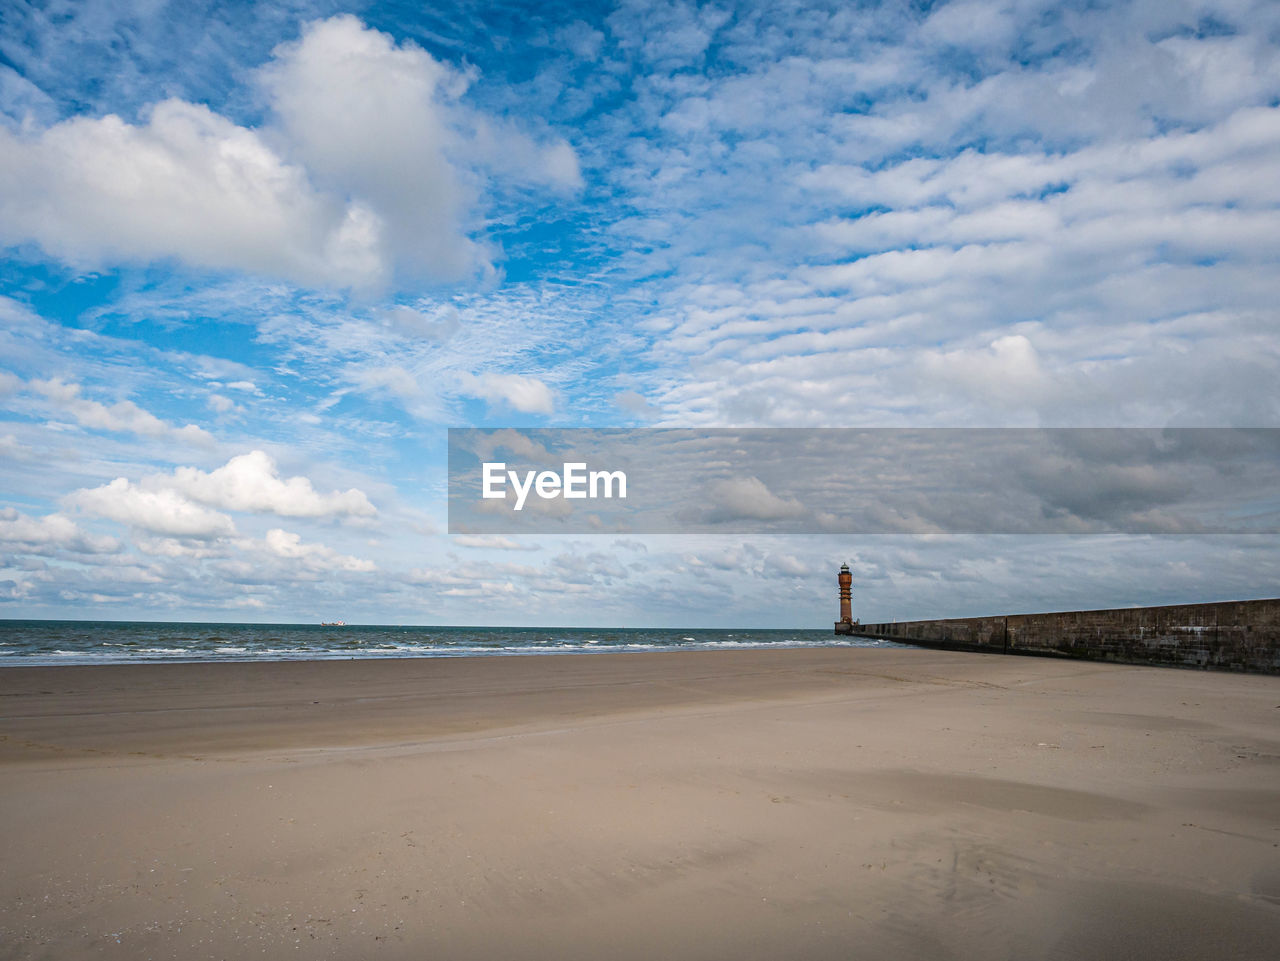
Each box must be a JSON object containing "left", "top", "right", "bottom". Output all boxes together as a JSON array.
[{"left": 0, "top": 620, "right": 902, "bottom": 666}]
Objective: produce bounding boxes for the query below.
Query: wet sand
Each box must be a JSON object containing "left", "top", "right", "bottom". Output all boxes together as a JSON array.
[{"left": 1, "top": 648, "right": 1278, "bottom": 960}]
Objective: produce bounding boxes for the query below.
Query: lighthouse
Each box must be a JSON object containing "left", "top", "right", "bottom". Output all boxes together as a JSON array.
[{"left": 834, "top": 562, "right": 855, "bottom": 635}]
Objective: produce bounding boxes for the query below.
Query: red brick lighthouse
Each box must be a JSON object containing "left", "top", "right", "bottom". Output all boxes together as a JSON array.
[{"left": 834, "top": 562, "right": 855, "bottom": 635}]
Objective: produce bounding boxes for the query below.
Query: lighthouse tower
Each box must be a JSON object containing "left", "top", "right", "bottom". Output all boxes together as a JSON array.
[{"left": 834, "top": 562, "right": 855, "bottom": 635}]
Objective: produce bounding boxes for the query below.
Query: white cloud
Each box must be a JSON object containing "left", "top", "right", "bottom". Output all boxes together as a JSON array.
[
  {"left": 920, "top": 334, "right": 1049, "bottom": 410},
  {"left": 0, "top": 15, "right": 579, "bottom": 291},
  {"left": 256, "top": 15, "right": 479, "bottom": 284},
  {"left": 133, "top": 536, "right": 231, "bottom": 559},
  {"left": 262, "top": 528, "right": 376, "bottom": 572},
  {"left": 353, "top": 365, "right": 424, "bottom": 404},
  {"left": 555, "top": 21, "right": 606, "bottom": 60},
  {"left": 460, "top": 372, "right": 556, "bottom": 415},
  {"left": 164, "top": 450, "right": 376, "bottom": 519},
  {"left": 636, "top": 98, "right": 1280, "bottom": 427},
  {"left": 563, "top": 1, "right": 1279, "bottom": 431},
  {"left": 31, "top": 378, "right": 215, "bottom": 446},
  {"left": 765, "top": 552, "right": 809, "bottom": 577},
  {"left": 0, "top": 433, "right": 26, "bottom": 458},
  {"left": 919, "top": 0, "right": 1017, "bottom": 50},
  {"left": 682, "top": 547, "right": 742, "bottom": 571},
  {"left": 67, "top": 478, "right": 236, "bottom": 538},
  {"left": 206, "top": 394, "right": 239, "bottom": 414},
  {"left": 257, "top": 14, "right": 578, "bottom": 284},
  {"left": 0, "top": 507, "right": 119, "bottom": 554},
  {"left": 0, "top": 100, "right": 383, "bottom": 288}
]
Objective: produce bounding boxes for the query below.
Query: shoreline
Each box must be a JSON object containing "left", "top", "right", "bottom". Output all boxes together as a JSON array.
[
  {"left": 0, "top": 623, "right": 892, "bottom": 668},
  {"left": 3, "top": 647, "right": 1278, "bottom": 959},
  {"left": 0, "top": 639, "right": 902, "bottom": 670}
]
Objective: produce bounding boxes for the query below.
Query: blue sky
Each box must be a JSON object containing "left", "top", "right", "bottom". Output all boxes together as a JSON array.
[{"left": 1, "top": 0, "right": 1278, "bottom": 626}]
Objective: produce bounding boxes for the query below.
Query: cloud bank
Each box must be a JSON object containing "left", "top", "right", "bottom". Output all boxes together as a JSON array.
[{"left": 0, "top": 15, "right": 579, "bottom": 291}]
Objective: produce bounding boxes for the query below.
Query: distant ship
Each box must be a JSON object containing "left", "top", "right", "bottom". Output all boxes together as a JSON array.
[{"left": 320, "top": 620, "right": 347, "bottom": 627}]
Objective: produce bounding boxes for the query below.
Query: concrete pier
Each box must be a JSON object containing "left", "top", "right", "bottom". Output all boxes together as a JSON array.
[{"left": 851, "top": 598, "right": 1280, "bottom": 674}]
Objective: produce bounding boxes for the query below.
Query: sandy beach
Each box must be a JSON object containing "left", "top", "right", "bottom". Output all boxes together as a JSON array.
[{"left": 1, "top": 648, "right": 1277, "bottom": 960}]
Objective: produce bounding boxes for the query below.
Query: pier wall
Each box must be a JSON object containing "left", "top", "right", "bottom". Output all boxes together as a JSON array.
[{"left": 854, "top": 598, "right": 1280, "bottom": 674}]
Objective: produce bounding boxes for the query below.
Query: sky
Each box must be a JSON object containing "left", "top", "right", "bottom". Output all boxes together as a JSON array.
[{"left": 1, "top": 0, "right": 1278, "bottom": 627}]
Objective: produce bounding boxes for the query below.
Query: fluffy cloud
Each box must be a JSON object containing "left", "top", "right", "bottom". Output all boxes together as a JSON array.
[
  {"left": 764, "top": 552, "right": 809, "bottom": 577},
  {"left": 0, "top": 15, "right": 579, "bottom": 290},
  {"left": 682, "top": 547, "right": 743, "bottom": 571},
  {"left": 164, "top": 451, "right": 376, "bottom": 520},
  {"left": 67, "top": 478, "right": 236, "bottom": 538},
  {"left": 460, "top": 372, "right": 556, "bottom": 415},
  {"left": 55, "top": 449, "right": 375, "bottom": 556},
  {"left": 32, "top": 378, "right": 214, "bottom": 446},
  {"left": 919, "top": 335, "right": 1049, "bottom": 410},
  {"left": 256, "top": 14, "right": 480, "bottom": 285},
  {"left": 0, "top": 507, "right": 119, "bottom": 555},
  {"left": 206, "top": 394, "right": 240, "bottom": 414},
  {"left": 0, "top": 100, "right": 382, "bottom": 288},
  {"left": 262, "top": 528, "right": 376, "bottom": 572},
  {"left": 133, "top": 536, "right": 232, "bottom": 560}
]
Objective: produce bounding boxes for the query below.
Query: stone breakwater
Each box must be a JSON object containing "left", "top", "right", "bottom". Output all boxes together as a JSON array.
[{"left": 853, "top": 598, "right": 1280, "bottom": 674}]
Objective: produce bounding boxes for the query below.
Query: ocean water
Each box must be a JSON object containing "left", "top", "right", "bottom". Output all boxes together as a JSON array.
[{"left": 0, "top": 620, "right": 901, "bottom": 666}]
